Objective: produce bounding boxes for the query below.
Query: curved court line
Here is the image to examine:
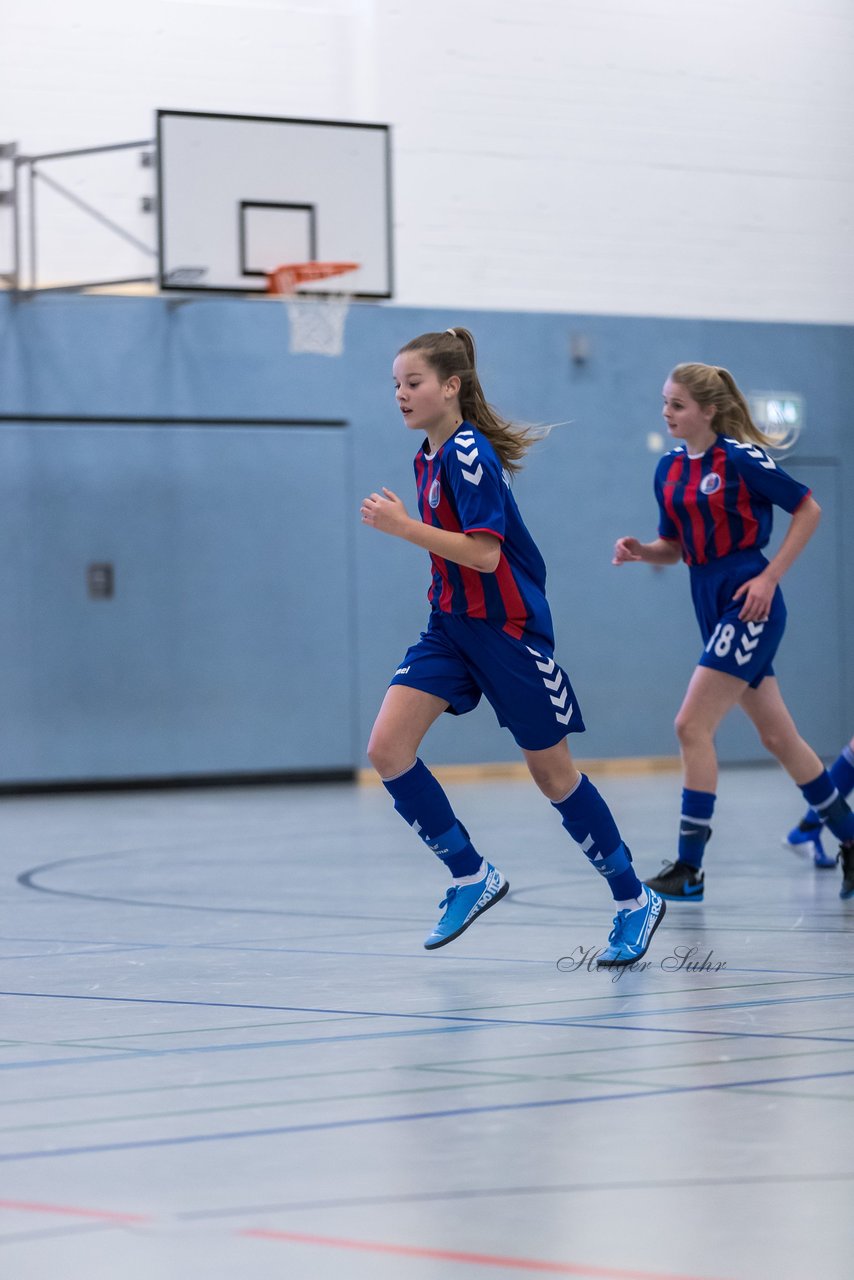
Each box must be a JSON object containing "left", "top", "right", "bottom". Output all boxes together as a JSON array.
[
  {"left": 1, "top": 1065, "right": 853, "bottom": 1163},
  {"left": 240, "top": 1226, "right": 728, "bottom": 1280},
  {"left": 16, "top": 850, "right": 852, "bottom": 942},
  {"left": 16, "top": 850, "right": 421, "bottom": 923}
]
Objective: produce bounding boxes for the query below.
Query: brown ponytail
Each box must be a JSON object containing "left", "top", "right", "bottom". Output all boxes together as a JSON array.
[{"left": 398, "top": 328, "right": 536, "bottom": 474}]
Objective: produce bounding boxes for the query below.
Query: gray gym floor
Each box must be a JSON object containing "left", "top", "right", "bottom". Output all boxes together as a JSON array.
[{"left": 1, "top": 763, "right": 851, "bottom": 1280}]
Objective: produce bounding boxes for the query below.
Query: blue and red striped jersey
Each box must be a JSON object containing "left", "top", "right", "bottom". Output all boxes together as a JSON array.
[
  {"left": 654, "top": 436, "right": 811, "bottom": 567},
  {"left": 414, "top": 423, "right": 553, "bottom": 644}
]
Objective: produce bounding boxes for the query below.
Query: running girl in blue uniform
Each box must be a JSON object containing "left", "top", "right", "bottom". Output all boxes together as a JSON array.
[
  {"left": 361, "top": 327, "right": 666, "bottom": 965},
  {"left": 613, "top": 362, "right": 854, "bottom": 900}
]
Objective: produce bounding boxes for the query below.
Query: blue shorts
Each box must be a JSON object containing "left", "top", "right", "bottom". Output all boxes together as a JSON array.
[
  {"left": 690, "top": 550, "right": 787, "bottom": 689},
  {"left": 389, "top": 612, "right": 586, "bottom": 751}
]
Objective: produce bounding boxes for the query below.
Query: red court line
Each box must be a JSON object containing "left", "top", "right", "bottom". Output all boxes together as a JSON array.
[
  {"left": 0, "top": 1199, "right": 150, "bottom": 1223},
  {"left": 240, "top": 1227, "right": 729, "bottom": 1280}
]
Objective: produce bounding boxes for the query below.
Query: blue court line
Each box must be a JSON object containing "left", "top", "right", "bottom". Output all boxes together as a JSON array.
[
  {"left": 177, "top": 1169, "right": 854, "bottom": 1219},
  {"left": 1, "top": 1019, "right": 853, "bottom": 1076},
  {"left": 1, "top": 993, "right": 854, "bottom": 1075},
  {"left": 727, "top": 966, "right": 854, "bottom": 979},
  {"left": 2, "top": 1065, "right": 853, "bottom": 1164},
  {"left": 560, "top": 989, "right": 854, "bottom": 1022},
  {"left": 0, "top": 947, "right": 156, "bottom": 962},
  {"left": 3, "top": 987, "right": 854, "bottom": 1062},
  {"left": 0, "top": 1023, "right": 490, "bottom": 1072},
  {"left": 0, "top": 935, "right": 163, "bottom": 946},
  {"left": 4, "top": 938, "right": 852, "bottom": 976},
  {"left": 0, "top": 990, "right": 509, "bottom": 1014},
  {"left": 188, "top": 943, "right": 550, "bottom": 965},
  {"left": 2, "top": 985, "right": 853, "bottom": 1027}
]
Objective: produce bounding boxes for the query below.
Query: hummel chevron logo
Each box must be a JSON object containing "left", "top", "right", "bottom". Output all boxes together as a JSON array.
[
  {"left": 730, "top": 439, "right": 776, "bottom": 470},
  {"left": 735, "top": 620, "right": 764, "bottom": 665},
  {"left": 526, "top": 649, "right": 556, "bottom": 675},
  {"left": 526, "top": 646, "right": 572, "bottom": 723},
  {"left": 454, "top": 432, "right": 481, "bottom": 483}
]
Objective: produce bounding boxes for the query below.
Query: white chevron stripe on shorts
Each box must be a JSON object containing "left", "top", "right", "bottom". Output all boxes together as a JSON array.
[{"left": 526, "top": 645, "right": 573, "bottom": 728}]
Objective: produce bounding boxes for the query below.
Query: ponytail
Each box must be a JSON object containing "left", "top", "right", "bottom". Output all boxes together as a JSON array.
[
  {"left": 670, "top": 362, "right": 780, "bottom": 449},
  {"left": 398, "top": 328, "right": 537, "bottom": 474}
]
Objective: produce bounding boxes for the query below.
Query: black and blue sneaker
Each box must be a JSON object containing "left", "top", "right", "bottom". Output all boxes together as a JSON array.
[{"left": 645, "top": 859, "right": 705, "bottom": 902}]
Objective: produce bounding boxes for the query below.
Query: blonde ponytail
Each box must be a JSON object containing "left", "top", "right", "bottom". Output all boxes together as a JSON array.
[{"left": 670, "top": 363, "right": 780, "bottom": 449}]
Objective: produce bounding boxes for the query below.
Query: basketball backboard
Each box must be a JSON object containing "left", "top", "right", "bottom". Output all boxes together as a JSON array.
[{"left": 157, "top": 110, "right": 393, "bottom": 298}]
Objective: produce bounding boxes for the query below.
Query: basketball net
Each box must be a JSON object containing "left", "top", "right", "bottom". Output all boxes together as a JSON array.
[{"left": 266, "top": 261, "right": 359, "bottom": 357}]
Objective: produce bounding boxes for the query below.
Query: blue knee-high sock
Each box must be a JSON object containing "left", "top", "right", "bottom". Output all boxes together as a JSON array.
[
  {"left": 382, "top": 758, "right": 484, "bottom": 878},
  {"left": 801, "top": 746, "right": 854, "bottom": 828},
  {"left": 552, "top": 774, "right": 643, "bottom": 902},
  {"left": 800, "top": 769, "right": 854, "bottom": 842},
  {"left": 678, "top": 788, "right": 716, "bottom": 869}
]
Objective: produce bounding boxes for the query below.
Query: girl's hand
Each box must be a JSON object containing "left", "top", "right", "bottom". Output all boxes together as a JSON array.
[
  {"left": 360, "top": 487, "right": 412, "bottom": 537},
  {"left": 612, "top": 536, "right": 644, "bottom": 565},
  {"left": 732, "top": 572, "right": 775, "bottom": 623}
]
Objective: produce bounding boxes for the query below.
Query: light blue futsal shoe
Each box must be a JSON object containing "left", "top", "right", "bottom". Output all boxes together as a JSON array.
[
  {"left": 424, "top": 863, "right": 509, "bottom": 950},
  {"left": 597, "top": 888, "right": 666, "bottom": 968}
]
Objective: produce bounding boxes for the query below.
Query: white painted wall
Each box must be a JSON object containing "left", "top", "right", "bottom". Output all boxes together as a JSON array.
[{"left": 2, "top": 0, "right": 853, "bottom": 321}]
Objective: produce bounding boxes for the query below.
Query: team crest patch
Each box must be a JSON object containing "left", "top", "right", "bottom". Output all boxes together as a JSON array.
[
  {"left": 428, "top": 477, "right": 441, "bottom": 508},
  {"left": 700, "top": 473, "right": 722, "bottom": 495}
]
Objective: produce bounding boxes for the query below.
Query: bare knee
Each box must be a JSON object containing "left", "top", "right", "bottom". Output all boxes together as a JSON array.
[
  {"left": 525, "top": 751, "right": 580, "bottom": 802},
  {"left": 753, "top": 721, "right": 803, "bottom": 763},
  {"left": 674, "top": 710, "right": 712, "bottom": 752},
  {"left": 367, "top": 725, "right": 415, "bottom": 780},
  {"left": 755, "top": 725, "right": 786, "bottom": 757}
]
